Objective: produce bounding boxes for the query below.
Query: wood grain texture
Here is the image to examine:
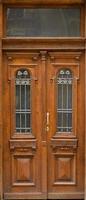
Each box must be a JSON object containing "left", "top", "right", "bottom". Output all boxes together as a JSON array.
[
  {"left": 54, "top": 154, "right": 76, "bottom": 184},
  {"left": 2, "top": 38, "right": 85, "bottom": 51},
  {"left": 85, "top": 2, "right": 86, "bottom": 200},
  {"left": 12, "top": 155, "right": 35, "bottom": 186},
  {"left": 0, "top": 0, "right": 84, "bottom": 4},
  {"left": 3, "top": 53, "right": 45, "bottom": 199},
  {"left": 0, "top": 0, "right": 85, "bottom": 199},
  {"left": 0, "top": 4, "right": 3, "bottom": 200},
  {"left": 3, "top": 51, "right": 85, "bottom": 199},
  {"left": 47, "top": 52, "right": 85, "bottom": 198},
  {"left": 0, "top": 41, "right": 3, "bottom": 200}
]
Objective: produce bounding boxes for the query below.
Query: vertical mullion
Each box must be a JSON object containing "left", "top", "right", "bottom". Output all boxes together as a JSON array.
[
  {"left": 20, "top": 81, "right": 21, "bottom": 133},
  {"left": 70, "top": 81, "right": 72, "bottom": 131},
  {"left": 16, "top": 84, "right": 17, "bottom": 131},
  {"left": 62, "top": 75, "right": 64, "bottom": 132},
  {"left": 30, "top": 82, "right": 31, "bottom": 132},
  {"left": 67, "top": 77, "right": 69, "bottom": 132},
  {"left": 25, "top": 83, "right": 26, "bottom": 132}
]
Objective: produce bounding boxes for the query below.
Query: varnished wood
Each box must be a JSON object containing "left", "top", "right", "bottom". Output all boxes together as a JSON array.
[
  {"left": 48, "top": 192, "right": 84, "bottom": 199},
  {"left": 3, "top": 53, "right": 85, "bottom": 199},
  {"left": 85, "top": 1, "right": 86, "bottom": 200},
  {"left": 0, "top": 3, "right": 3, "bottom": 200},
  {"left": 3, "top": 53, "right": 46, "bottom": 199},
  {"left": 40, "top": 51, "right": 47, "bottom": 196},
  {"left": 3, "top": 51, "right": 85, "bottom": 199},
  {"left": 4, "top": 192, "right": 47, "bottom": 199},
  {"left": 0, "top": 0, "right": 84, "bottom": 4},
  {"left": 0, "top": 41, "right": 3, "bottom": 200},
  {"left": 47, "top": 52, "right": 85, "bottom": 199},
  {"left": 2, "top": 38, "right": 85, "bottom": 51},
  {"left": 0, "top": 0, "right": 85, "bottom": 199}
]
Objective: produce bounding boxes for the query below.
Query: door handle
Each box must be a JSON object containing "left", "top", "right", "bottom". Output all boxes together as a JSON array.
[{"left": 46, "top": 112, "right": 49, "bottom": 132}]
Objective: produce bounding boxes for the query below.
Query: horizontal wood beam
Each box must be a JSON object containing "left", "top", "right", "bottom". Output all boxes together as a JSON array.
[
  {"left": 0, "top": 0, "right": 84, "bottom": 5},
  {"left": 2, "top": 38, "right": 85, "bottom": 51}
]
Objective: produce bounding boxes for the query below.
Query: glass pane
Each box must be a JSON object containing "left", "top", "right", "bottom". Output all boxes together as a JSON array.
[
  {"left": 57, "top": 69, "right": 72, "bottom": 133},
  {"left": 16, "top": 114, "right": 20, "bottom": 128},
  {"left": 6, "top": 8, "right": 80, "bottom": 37},
  {"left": 21, "top": 85, "right": 25, "bottom": 109},
  {"left": 15, "top": 69, "right": 31, "bottom": 133},
  {"left": 16, "top": 85, "right": 20, "bottom": 109}
]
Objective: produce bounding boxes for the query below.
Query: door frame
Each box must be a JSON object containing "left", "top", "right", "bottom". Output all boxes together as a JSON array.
[
  {"left": 0, "top": 0, "right": 86, "bottom": 199},
  {"left": 85, "top": 3, "right": 86, "bottom": 200}
]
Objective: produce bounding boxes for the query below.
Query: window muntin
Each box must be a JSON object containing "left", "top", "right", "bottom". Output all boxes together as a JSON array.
[
  {"left": 16, "top": 69, "right": 32, "bottom": 133},
  {"left": 6, "top": 8, "right": 80, "bottom": 37},
  {"left": 57, "top": 69, "right": 72, "bottom": 133}
]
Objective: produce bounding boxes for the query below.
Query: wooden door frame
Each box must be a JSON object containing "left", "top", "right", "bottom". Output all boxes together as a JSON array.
[
  {"left": 0, "top": 0, "right": 86, "bottom": 199},
  {"left": 0, "top": 0, "right": 84, "bottom": 4},
  {"left": 83, "top": 10, "right": 86, "bottom": 200},
  {"left": 0, "top": 3, "right": 3, "bottom": 200}
]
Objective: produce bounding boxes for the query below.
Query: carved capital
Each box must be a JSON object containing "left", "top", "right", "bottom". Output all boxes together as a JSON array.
[
  {"left": 7, "top": 56, "right": 13, "bottom": 61},
  {"left": 40, "top": 51, "right": 47, "bottom": 61}
]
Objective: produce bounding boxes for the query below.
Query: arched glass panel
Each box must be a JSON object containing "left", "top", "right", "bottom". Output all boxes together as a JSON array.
[
  {"left": 15, "top": 69, "right": 31, "bottom": 133},
  {"left": 57, "top": 69, "right": 72, "bottom": 133}
]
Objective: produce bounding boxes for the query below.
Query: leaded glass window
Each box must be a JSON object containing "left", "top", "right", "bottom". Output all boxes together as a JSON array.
[
  {"left": 16, "top": 69, "right": 31, "bottom": 133},
  {"left": 57, "top": 69, "right": 72, "bottom": 133}
]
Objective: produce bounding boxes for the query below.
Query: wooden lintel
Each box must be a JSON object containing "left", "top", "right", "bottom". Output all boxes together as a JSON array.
[
  {"left": 2, "top": 38, "right": 85, "bottom": 51},
  {"left": 0, "top": 0, "right": 84, "bottom": 5}
]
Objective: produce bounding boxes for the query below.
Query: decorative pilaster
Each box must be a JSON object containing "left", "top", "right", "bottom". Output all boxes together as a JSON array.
[
  {"left": 0, "top": 3, "right": 3, "bottom": 200},
  {"left": 85, "top": 1, "right": 86, "bottom": 200}
]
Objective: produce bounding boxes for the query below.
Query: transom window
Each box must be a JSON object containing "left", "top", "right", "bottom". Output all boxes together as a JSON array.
[
  {"left": 6, "top": 8, "right": 80, "bottom": 37},
  {"left": 16, "top": 69, "right": 32, "bottom": 133},
  {"left": 57, "top": 69, "right": 72, "bottom": 133}
]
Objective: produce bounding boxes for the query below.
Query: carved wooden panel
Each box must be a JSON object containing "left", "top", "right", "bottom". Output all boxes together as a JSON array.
[
  {"left": 53, "top": 154, "right": 76, "bottom": 185},
  {"left": 12, "top": 154, "right": 35, "bottom": 186},
  {"left": 9, "top": 139, "right": 37, "bottom": 151},
  {"left": 51, "top": 138, "right": 78, "bottom": 151}
]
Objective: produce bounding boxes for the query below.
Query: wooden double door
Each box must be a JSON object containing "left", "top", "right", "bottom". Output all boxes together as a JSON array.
[{"left": 3, "top": 51, "right": 85, "bottom": 199}]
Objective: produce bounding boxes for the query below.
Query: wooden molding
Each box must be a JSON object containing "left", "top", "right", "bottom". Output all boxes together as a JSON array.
[
  {"left": 51, "top": 139, "right": 78, "bottom": 151},
  {"left": 85, "top": 2, "right": 86, "bottom": 200},
  {"left": 0, "top": 0, "right": 84, "bottom": 5},
  {"left": 0, "top": 3, "right": 3, "bottom": 200},
  {"left": 0, "top": 40, "right": 3, "bottom": 200},
  {"left": 9, "top": 139, "right": 37, "bottom": 151},
  {"left": 2, "top": 38, "right": 85, "bottom": 51}
]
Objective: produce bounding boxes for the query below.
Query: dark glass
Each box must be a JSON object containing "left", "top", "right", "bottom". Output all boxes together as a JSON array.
[
  {"left": 16, "top": 85, "right": 20, "bottom": 109},
  {"left": 6, "top": 8, "right": 80, "bottom": 37},
  {"left": 16, "top": 114, "right": 20, "bottom": 128},
  {"left": 57, "top": 69, "right": 72, "bottom": 133},
  {"left": 15, "top": 69, "right": 31, "bottom": 133},
  {"left": 21, "top": 85, "right": 25, "bottom": 109}
]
